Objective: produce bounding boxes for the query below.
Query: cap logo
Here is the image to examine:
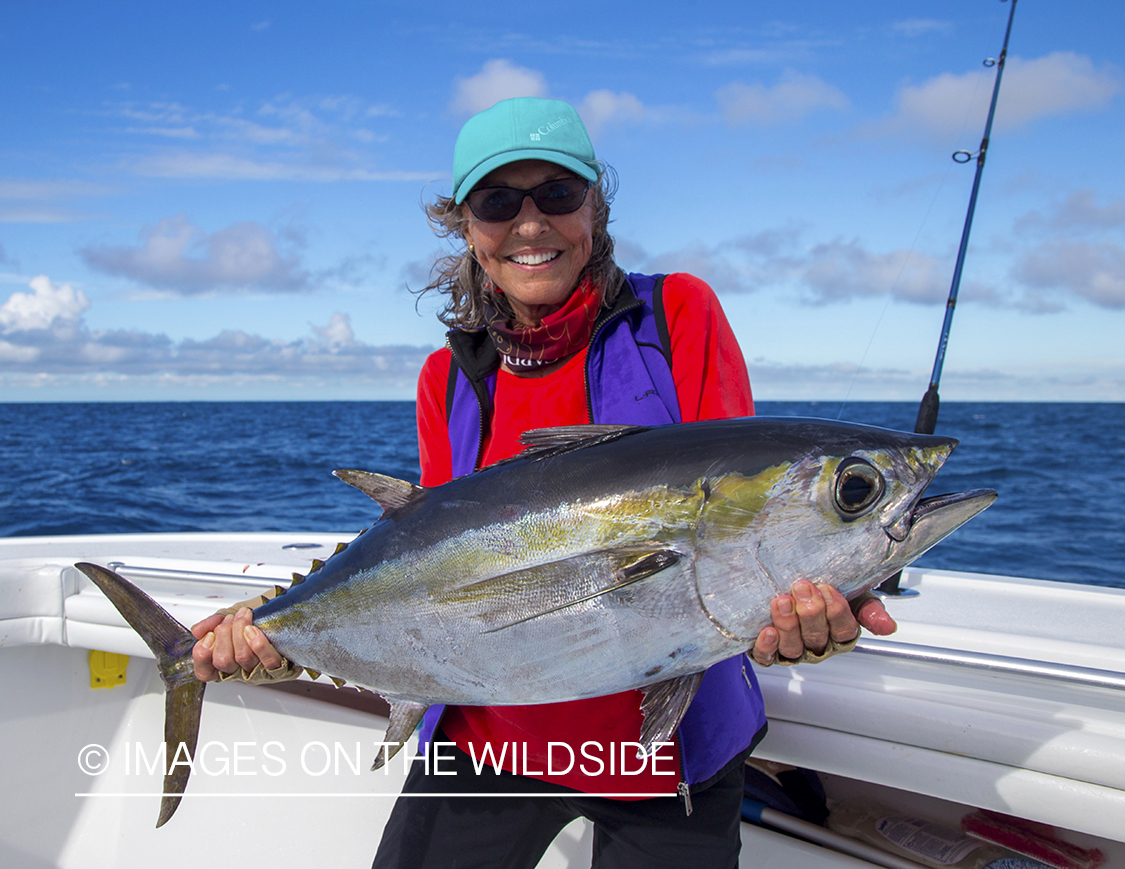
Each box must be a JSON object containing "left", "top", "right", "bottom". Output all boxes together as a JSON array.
[{"left": 535, "top": 116, "right": 572, "bottom": 137}]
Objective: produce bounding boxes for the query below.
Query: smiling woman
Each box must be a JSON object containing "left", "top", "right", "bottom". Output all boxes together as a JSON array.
[{"left": 188, "top": 96, "right": 896, "bottom": 869}]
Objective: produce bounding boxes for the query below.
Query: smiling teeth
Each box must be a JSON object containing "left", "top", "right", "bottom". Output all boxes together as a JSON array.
[{"left": 511, "top": 251, "right": 560, "bottom": 265}]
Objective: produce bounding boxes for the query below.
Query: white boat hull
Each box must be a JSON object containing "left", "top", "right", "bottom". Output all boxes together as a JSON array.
[{"left": 2, "top": 533, "right": 1122, "bottom": 867}]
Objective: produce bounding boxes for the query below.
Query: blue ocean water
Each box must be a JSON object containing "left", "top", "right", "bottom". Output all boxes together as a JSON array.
[{"left": 1, "top": 401, "right": 1122, "bottom": 588}]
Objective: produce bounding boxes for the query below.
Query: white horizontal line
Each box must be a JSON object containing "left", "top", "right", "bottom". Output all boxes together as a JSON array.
[{"left": 76, "top": 792, "right": 677, "bottom": 799}]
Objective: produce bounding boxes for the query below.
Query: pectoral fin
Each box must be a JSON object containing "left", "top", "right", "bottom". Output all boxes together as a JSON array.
[
  {"left": 371, "top": 701, "right": 428, "bottom": 770},
  {"left": 453, "top": 547, "right": 682, "bottom": 635},
  {"left": 638, "top": 672, "right": 705, "bottom": 755}
]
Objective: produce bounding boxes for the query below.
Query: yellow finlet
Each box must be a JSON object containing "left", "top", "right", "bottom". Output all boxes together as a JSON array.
[{"left": 89, "top": 650, "right": 129, "bottom": 689}]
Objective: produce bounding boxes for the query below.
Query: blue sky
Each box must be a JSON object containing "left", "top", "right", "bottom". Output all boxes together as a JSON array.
[{"left": 1, "top": 0, "right": 1122, "bottom": 402}]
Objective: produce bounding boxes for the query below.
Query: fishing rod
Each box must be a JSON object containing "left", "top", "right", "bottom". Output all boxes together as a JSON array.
[
  {"left": 878, "top": 0, "right": 1018, "bottom": 596},
  {"left": 915, "top": 0, "right": 1018, "bottom": 437}
]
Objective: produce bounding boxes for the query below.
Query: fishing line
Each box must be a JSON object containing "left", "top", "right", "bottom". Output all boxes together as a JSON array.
[{"left": 835, "top": 48, "right": 991, "bottom": 422}]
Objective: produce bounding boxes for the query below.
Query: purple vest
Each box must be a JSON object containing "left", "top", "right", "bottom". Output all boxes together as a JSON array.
[{"left": 421, "top": 273, "right": 767, "bottom": 790}]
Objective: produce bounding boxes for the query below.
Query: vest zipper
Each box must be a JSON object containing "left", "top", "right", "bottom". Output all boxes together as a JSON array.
[
  {"left": 582, "top": 296, "right": 644, "bottom": 421},
  {"left": 677, "top": 780, "right": 693, "bottom": 817}
]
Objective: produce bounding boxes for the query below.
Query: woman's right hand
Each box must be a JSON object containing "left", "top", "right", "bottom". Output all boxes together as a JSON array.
[{"left": 191, "top": 607, "right": 286, "bottom": 682}]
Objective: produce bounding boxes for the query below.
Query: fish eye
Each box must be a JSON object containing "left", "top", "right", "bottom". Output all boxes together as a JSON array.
[{"left": 834, "top": 458, "right": 885, "bottom": 516}]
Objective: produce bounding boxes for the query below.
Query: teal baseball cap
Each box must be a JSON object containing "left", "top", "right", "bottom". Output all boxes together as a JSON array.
[{"left": 452, "top": 97, "right": 600, "bottom": 204}]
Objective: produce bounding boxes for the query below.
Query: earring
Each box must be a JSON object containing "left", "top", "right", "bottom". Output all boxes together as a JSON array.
[{"left": 468, "top": 242, "right": 475, "bottom": 253}]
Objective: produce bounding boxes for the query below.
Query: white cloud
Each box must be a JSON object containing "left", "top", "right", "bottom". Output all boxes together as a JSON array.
[
  {"left": 0, "top": 206, "right": 96, "bottom": 224},
  {"left": 578, "top": 90, "right": 646, "bottom": 137},
  {"left": 0, "top": 177, "right": 111, "bottom": 223},
  {"left": 311, "top": 311, "right": 358, "bottom": 349},
  {"left": 0, "top": 178, "right": 111, "bottom": 200},
  {"left": 716, "top": 70, "right": 850, "bottom": 126},
  {"left": 801, "top": 240, "right": 951, "bottom": 305},
  {"left": 127, "top": 152, "right": 434, "bottom": 182},
  {"left": 1001, "top": 53, "right": 1121, "bottom": 126},
  {"left": 891, "top": 19, "right": 954, "bottom": 38},
  {"left": 102, "top": 97, "right": 434, "bottom": 182},
  {"left": 0, "top": 275, "right": 90, "bottom": 333},
  {"left": 620, "top": 228, "right": 954, "bottom": 305},
  {"left": 1013, "top": 239, "right": 1125, "bottom": 310},
  {"left": 1014, "top": 189, "right": 1125, "bottom": 241},
  {"left": 880, "top": 52, "right": 1120, "bottom": 142},
  {"left": 449, "top": 59, "right": 548, "bottom": 116},
  {"left": 1052, "top": 190, "right": 1125, "bottom": 229},
  {"left": 0, "top": 277, "right": 432, "bottom": 384},
  {"left": 445, "top": 64, "right": 669, "bottom": 139},
  {"left": 80, "top": 214, "right": 311, "bottom": 295}
]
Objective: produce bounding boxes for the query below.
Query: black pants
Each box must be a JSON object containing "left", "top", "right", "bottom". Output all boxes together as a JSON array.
[{"left": 371, "top": 736, "right": 743, "bottom": 869}]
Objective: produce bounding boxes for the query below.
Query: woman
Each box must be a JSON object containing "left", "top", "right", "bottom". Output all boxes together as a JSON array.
[{"left": 192, "top": 97, "right": 895, "bottom": 868}]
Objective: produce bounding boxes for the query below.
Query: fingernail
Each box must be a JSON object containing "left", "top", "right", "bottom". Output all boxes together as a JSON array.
[
  {"left": 777, "top": 597, "right": 794, "bottom": 617},
  {"left": 243, "top": 625, "right": 258, "bottom": 642},
  {"left": 237, "top": 607, "right": 252, "bottom": 618},
  {"left": 202, "top": 632, "right": 214, "bottom": 649},
  {"left": 794, "top": 582, "right": 814, "bottom": 601}
]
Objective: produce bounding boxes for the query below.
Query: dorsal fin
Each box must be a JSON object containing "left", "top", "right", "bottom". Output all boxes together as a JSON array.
[
  {"left": 520, "top": 423, "right": 645, "bottom": 450},
  {"left": 334, "top": 470, "right": 424, "bottom": 512},
  {"left": 482, "top": 424, "right": 647, "bottom": 469}
]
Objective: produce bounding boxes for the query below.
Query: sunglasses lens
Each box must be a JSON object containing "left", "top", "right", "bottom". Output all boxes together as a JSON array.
[
  {"left": 468, "top": 179, "right": 590, "bottom": 221},
  {"left": 469, "top": 188, "right": 524, "bottom": 221},
  {"left": 534, "top": 179, "right": 589, "bottom": 214}
]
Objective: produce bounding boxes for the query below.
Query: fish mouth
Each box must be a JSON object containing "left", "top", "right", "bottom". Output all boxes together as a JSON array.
[{"left": 888, "top": 488, "right": 997, "bottom": 554}]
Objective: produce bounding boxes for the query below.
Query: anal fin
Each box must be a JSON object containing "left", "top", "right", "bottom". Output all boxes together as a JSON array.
[
  {"left": 638, "top": 672, "right": 704, "bottom": 756},
  {"left": 371, "top": 701, "right": 428, "bottom": 770}
]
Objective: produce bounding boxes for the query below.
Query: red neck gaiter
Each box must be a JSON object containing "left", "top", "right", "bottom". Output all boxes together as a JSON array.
[{"left": 484, "top": 280, "right": 602, "bottom": 370}]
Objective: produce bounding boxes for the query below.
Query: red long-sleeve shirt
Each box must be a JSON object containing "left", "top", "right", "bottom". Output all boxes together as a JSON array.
[{"left": 414, "top": 273, "right": 753, "bottom": 794}]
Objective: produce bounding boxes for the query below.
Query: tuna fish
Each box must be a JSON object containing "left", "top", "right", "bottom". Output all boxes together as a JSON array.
[{"left": 76, "top": 417, "right": 995, "bottom": 826}]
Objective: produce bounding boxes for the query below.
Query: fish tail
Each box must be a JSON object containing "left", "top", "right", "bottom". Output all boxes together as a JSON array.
[{"left": 75, "top": 563, "right": 204, "bottom": 828}]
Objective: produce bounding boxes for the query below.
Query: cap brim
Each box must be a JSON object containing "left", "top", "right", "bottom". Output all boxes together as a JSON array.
[{"left": 453, "top": 150, "right": 599, "bottom": 203}]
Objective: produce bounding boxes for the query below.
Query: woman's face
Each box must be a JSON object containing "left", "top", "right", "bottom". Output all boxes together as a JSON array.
[{"left": 462, "top": 159, "right": 595, "bottom": 326}]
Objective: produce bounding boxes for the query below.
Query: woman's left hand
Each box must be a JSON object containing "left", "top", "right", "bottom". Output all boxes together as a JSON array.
[{"left": 750, "top": 580, "right": 897, "bottom": 666}]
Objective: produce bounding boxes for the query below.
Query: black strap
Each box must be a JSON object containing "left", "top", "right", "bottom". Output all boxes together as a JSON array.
[{"left": 651, "top": 275, "right": 673, "bottom": 371}]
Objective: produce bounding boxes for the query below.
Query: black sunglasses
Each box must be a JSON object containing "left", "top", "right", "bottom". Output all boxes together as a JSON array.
[{"left": 466, "top": 177, "right": 591, "bottom": 222}]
